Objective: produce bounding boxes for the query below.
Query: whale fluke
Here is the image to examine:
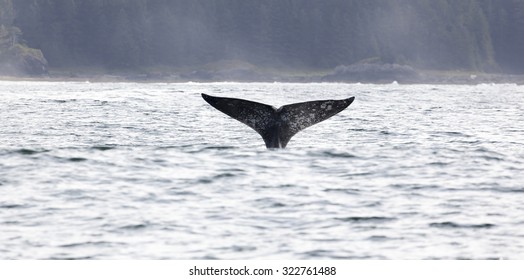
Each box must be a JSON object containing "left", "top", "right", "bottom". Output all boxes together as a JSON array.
[{"left": 201, "top": 93, "right": 355, "bottom": 148}]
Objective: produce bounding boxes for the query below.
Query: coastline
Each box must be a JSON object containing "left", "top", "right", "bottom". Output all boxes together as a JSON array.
[{"left": 2, "top": 67, "right": 524, "bottom": 85}]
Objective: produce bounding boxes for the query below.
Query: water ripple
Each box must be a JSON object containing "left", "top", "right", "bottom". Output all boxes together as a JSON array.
[
  {"left": 429, "top": 222, "right": 496, "bottom": 229},
  {"left": 336, "top": 217, "right": 396, "bottom": 223},
  {"left": 1, "top": 82, "right": 524, "bottom": 259}
]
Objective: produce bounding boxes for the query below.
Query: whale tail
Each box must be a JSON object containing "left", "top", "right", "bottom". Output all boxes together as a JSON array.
[{"left": 201, "top": 93, "right": 355, "bottom": 148}]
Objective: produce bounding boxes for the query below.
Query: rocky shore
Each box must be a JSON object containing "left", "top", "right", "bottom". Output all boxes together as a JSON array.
[{"left": 2, "top": 62, "right": 524, "bottom": 85}]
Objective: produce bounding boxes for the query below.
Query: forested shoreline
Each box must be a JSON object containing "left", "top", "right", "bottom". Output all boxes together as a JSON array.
[{"left": 2, "top": 0, "right": 524, "bottom": 80}]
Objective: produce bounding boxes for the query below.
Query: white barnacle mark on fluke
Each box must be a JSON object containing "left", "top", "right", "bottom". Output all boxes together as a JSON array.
[{"left": 201, "top": 93, "right": 355, "bottom": 148}]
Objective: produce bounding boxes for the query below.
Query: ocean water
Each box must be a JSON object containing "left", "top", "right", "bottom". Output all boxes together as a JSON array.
[{"left": 1, "top": 81, "right": 524, "bottom": 259}]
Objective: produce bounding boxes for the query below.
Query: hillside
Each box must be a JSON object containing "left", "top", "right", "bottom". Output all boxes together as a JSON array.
[{"left": 2, "top": 0, "right": 524, "bottom": 79}]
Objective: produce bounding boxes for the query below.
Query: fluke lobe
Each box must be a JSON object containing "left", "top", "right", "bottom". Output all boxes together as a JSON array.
[{"left": 201, "top": 93, "right": 355, "bottom": 148}]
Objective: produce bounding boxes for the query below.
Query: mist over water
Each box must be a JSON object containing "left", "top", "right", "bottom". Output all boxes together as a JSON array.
[{"left": 1, "top": 81, "right": 524, "bottom": 259}]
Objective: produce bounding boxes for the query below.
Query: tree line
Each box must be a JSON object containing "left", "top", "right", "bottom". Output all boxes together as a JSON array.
[{"left": 2, "top": 0, "right": 524, "bottom": 74}]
